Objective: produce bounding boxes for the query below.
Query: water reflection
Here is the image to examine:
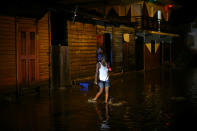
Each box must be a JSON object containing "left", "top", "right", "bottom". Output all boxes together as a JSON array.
[
  {"left": 189, "top": 68, "right": 197, "bottom": 105},
  {"left": 1, "top": 68, "right": 197, "bottom": 130},
  {"left": 95, "top": 103, "right": 110, "bottom": 130}
]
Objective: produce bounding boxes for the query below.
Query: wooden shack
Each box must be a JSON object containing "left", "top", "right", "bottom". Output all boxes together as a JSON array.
[
  {"left": 0, "top": 12, "right": 50, "bottom": 95},
  {"left": 63, "top": 20, "right": 136, "bottom": 83},
  {"left": 134, "top": 1, "right": 179, "bottom": 71},
  {"left": 53, "top": 2, "right": 180, "bottom": 84}
]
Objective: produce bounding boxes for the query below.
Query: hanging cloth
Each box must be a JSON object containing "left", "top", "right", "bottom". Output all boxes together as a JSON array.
[
  {"left": 162, "top": 7, "right": 171, "bottom": 21},
  {"left": 130, "top": 2, "right": 144, "bottom": 22},
  {"left": 145, "top": 2, "right": 160, "bottom": 17}
]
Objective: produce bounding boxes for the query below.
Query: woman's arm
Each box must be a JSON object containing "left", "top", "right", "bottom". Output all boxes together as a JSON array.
[{"left": 94, "top": 62, "right": 100, "bottom": 85}]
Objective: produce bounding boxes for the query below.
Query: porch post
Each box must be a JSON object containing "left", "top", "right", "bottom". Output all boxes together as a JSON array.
[
  {"left": 169, "top": 42, "right": 172, "bottom": 64},
  {"left": 162, "top": 43, "right": 164, "bottom": 65},
  {"left": 48, "top": 10, "right": 53, "bottom": 95}
]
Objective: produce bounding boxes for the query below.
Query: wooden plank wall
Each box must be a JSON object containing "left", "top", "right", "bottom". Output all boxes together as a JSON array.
[
  {"left": 96, "top": 25, "right": 135, "bottom": 72},
  {"left": 38, "top": 13, "right": 50, "bottom": 81},
  {"left": 112, "top": 26, "right": 135, "bottom": 72},
  {"left": 129, "top": 33, "right": 136, "bottom": 69},
  {"left": 96, "top": 25, "right": 112, "bottom": 35},
  {"left": 67, "top": 21, "right": 97, "bottom": 80},
  {"left": 0, "top": 16, "right": 16, "bottom": 92},
  {"left": 112, "top": 27, "right": 123, "bottom": 72}
]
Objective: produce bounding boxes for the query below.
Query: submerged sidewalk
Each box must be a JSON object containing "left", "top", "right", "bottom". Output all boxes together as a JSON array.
[{"left": 0, "top": 68, "right": 197, "bottom": 130}]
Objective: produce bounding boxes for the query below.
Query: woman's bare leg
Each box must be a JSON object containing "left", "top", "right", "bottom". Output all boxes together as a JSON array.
[
  {"left": 93, "top": 88, "right": 103, "bottom": 100},
  {"left": 105, "top": 86, "right": 109, "bottom": 103}
]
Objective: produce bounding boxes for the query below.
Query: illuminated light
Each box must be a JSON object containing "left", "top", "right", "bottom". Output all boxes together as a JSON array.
[
  {"left": 164, "top": 5, "right": 168, "bottom": 12},
  {"left": 168, "top": 4, "right": 173, "bottom": 8},
  {"left": 123, "top": 33, "right": 130, "bottom": 43},
  {"left": 164, "top": 4, "right": 173, "bottom": 12}
]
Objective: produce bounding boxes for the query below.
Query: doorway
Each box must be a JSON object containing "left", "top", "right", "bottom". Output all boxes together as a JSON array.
[
  {"left": 17, "top": 25, "right": 38, "bottom": 93},
  {"left": 103, "top": 33, "right": 112, "bottom": 66},
  {"left": 97, "top": 33, "right": 112, "bottom": 66},
  {"left": 135, "top": 36, "right": 144, "bottom": 70}
]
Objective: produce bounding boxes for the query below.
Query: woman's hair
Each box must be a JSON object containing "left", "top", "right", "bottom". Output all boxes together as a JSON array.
[
  {"left": 98, "top": 47, "right": 103, "bottom": 54},
  {"left": 101, "top": 55, "right": 106, "bottom": 62}
]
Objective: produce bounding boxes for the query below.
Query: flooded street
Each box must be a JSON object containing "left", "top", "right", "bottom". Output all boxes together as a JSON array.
[{"left": 1, "top": 67, "right": 197, "bottom": 131}]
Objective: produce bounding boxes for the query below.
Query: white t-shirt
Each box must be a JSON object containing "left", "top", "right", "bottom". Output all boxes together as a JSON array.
[{"left": 99, "top": 62, "right": 109, "bottom": 81}]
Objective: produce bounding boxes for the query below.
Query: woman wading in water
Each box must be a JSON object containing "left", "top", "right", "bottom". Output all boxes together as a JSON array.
[{"left": 89, "top": 56, "right": 111, "bottom": 103}]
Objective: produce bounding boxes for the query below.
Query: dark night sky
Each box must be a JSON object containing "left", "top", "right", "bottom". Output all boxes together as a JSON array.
[
  {"left": 0, "top": 0, "right": 197, "bottom": 25},
  {"left": 171, "top": 0, "right": 197, "bottom": 24}
]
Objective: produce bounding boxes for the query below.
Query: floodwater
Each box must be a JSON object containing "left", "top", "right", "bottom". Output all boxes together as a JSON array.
[{"left": 1, "top": 67, "right": 197, "bottom": 131}]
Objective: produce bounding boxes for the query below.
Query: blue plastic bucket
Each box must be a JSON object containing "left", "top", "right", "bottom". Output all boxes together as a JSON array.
[
  {"left": 80, "top": 82, "right": 89, "bottom": 91},
  {"left": 79, "top": 83, "right": 89, "bottom": 88}
]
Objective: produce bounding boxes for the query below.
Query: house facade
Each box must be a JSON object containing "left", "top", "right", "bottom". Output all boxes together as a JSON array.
[
  {"left": 50, "top": 1, "right": 179, "bottom": 86},
  {"left": 0, "top": 12, "right": 50, "bottom": 95},
  {"left": 131, "top": 1, "right": 179, "bottom": 70},
  {"left": 52, "top": 17, "right": 136, "bottom": 87},
  {"left": 0, "top": 0, "right": 179, "bottom": 93}
]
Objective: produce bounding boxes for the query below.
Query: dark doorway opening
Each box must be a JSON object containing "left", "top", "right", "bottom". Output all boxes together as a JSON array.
[
  {"left": 103, "top": 33, "right": 112, "bottom": 66},
  {"left": 51, "top": 12, "right": 68, "bottom": 46},
  {"left": 135, "top": 36, "right": 144, "bottom": 70}
]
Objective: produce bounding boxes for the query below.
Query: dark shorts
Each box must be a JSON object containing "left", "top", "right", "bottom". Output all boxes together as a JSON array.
[{"left": 98, "top": 80, "right": 110, "bottom": 88}]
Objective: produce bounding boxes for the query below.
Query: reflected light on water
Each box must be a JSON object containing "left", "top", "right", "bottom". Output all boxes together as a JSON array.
[{"left": 1, "top": 68, "right": 197, "bottom": 130}]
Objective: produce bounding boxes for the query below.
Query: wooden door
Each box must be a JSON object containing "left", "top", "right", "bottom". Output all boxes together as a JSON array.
[{"left": 18, "top": 25, "right": 37, "bottom": 92}]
